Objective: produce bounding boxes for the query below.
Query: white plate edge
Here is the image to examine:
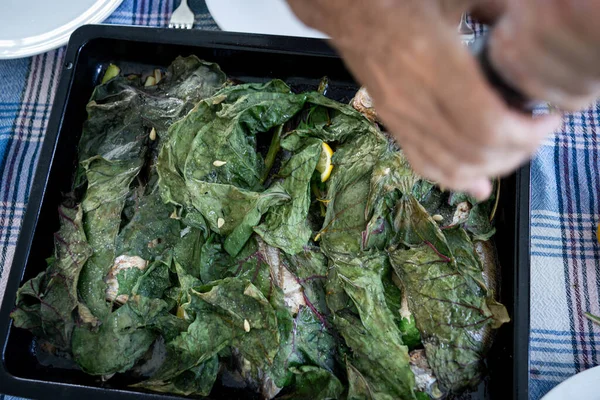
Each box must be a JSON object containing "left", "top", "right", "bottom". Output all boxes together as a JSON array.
[{"left": 0, "top": 0, "right": 124, "bottom": 60}]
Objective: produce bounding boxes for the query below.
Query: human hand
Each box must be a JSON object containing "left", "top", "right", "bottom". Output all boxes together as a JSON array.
[
  {"left": 489, "top": 0, "right": 600, "bottom": 111},
  {"left": 287, "top": 0, "right": 560, "bottom": 199}
]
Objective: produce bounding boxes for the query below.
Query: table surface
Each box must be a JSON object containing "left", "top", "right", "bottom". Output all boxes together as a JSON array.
[{"left": 0, "top": 1, "right": 599, "bottom": 399}]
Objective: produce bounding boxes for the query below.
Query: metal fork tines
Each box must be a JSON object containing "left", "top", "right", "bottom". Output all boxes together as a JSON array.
[
  {"left": 168, "top": 0, "right": 194, "bottom": 29},
  {"left": 458, "top": 12, "right": 475, "bottom": 46}
]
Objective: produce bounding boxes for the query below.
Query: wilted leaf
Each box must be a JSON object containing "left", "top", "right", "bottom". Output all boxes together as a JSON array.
[{"left": 11, "top": 205, "right": 93, "bottom": 350}]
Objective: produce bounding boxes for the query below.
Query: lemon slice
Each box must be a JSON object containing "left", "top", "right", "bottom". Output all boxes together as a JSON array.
[{"left": 316, "top": 142, "right": 334, "bottom": 182}]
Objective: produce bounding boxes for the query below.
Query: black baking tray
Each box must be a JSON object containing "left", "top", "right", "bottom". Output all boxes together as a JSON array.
[{"left": 0, "top": 25, "right": 531, "bottom": 400}]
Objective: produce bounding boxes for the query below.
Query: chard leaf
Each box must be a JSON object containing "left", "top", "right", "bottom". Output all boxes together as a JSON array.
[
  {"left": 72, "top": 296, "right": 170, "bottom": 375},
  {"left": 173, "top": 227, "right": 206, "bottom": 280},
  {"left": 294, "top": 92, "right": 378, "bottom": 143},
  {"left": 448, "top": 181, "right": 498, "bottom": 240},
  {"left": 393, "top": 194, "right": 451, "bottom": 257},
  {"left": 11, "top": 205, "right": 92, "bottom": 350},
  {"left": 222, "top": 183, "right": 290, "bottom": 256},
  {"left": 346, "top": 360, "right": 375, "bottom": 400},
  {"left": 363, "top": 151, "right": 417, "bottom": 250},
  {"left": 198, "top": 235, "right": 234, "bottom": 284},
  {"left": 284, "top": 246, "right": 330, "bottom": 315},
  {"left": 132, "top": 355, "right": 218, "bottom": 396},
  {"left": 465, "top": 203, "right": 496, "bottom": 241},
  {"left": 388, "top": 227, "right": 507, "bottom": 394},
  {"left": 79, "top": 156, "right": 144, "bottom": 318},
  {"left": 183, "top": 83, "right": 306, "bottom": 191},
  {"left": 144, "top": 278, "right": 280, "bottom": 384},
  {"left": 280, "top": 365, "right": 344, "bottom": 400},
  {"left": 328, "top": 254, "right": 416, "bottom": 400},
  {"left": 133, "top": 256, "right": 173, "bottom": 299},
  {"left": 319, "top": 131, "right": 388, "bottom": 255},
  {"left": 115, "top": 191, "right": 181, "bottom": 260},
  {"left": 254, "top": 135, "right": 322, "bottom": 254},
  {"left": 77, "top": 56, "right": 223, "bottom": 319},
  {"left": 158, "top": 82, "right": 307, "bottom": 255},
  {"left": 448, "top": 192, "right": 478, "bottom": 206}
]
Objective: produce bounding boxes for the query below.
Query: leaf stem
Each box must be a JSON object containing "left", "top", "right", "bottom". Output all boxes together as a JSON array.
[
  {"left": 261, "top": 125, "right": 283, "bottom": 184},
  {"left": 585, "top": 312, "right": 600, "bottom": 326},
  {"left": 489, "top": 177, "right": 501, "bottom": 222}
]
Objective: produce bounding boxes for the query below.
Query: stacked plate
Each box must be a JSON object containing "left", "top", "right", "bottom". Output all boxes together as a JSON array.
[{"left": 0, "top": 0, "right": 123, "bottom": 59}]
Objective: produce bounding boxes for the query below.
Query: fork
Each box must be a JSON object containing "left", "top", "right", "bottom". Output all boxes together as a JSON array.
[
  {"left": 458, "top": 12, "right": 475, "bottom": 46},
  {"left": 168, "top": 0, "right": 194, "bottom": 29}
]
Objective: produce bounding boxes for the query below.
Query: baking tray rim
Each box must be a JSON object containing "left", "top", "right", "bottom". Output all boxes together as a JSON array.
[{"left": 0, "top": 24, "right": 532, "bottom": 400}]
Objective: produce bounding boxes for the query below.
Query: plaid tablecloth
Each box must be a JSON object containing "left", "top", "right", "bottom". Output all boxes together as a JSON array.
[{"left": 0, "top": 1, "right": 599, "bottom": 399}]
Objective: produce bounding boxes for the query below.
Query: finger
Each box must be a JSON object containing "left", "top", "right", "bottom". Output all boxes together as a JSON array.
[
  {"left": 467, "top": 178, "right": 493, "bottom": 201},
  {"left": 430, "top": 33, "right": 560, "bottom": 152},
  {"left": 493, "top": 113, "right": 561, "bottom": 151},
  {"left": 355, "top": 38, "right": 500, "bottom": 165},
  {"left": 392, "top": 119, "right": 492, "bottom": 191},
  {"left": 489, "top": 19, "right": 598, "bottom": 109},
  {"left": 377, "top": 95, "right": 491, "bottom": 166},
  {"left": 403, "top": 142, "right": 492, "bottom": 199}
]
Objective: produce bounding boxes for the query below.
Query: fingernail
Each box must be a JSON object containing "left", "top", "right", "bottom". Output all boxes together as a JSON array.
[{"left": 469, "top": 179, "right": 493, "bottom": 202}]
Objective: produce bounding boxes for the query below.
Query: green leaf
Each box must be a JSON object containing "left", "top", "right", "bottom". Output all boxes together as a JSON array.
[
  {"left": 464, "top": 203, "right": 496, "bottom": 241},
  {"left": 146, "top": 278, "right": 280, "bottom": 384},
  {"left": 11, "top": 206, "right": 93, "bottom": 350},
  {"left": 198, "top": 235, "right": 233, "bottom": 284},
  {"left": 183, "top": 83, "right": 306, "bottom": 191},
  {"left": 448, "top": 192, "right": 478, "bottom": 206},
  {"left": 157, "top": 81, "right": 307, "bottom": 255},
  {"left": 134, "top": 256, "right": 173, "bottom": 299},
  {"left": 132, "top": 355, "right": 219, "bottom": 396},
  {"left": 328, "top": 254, "right": 417, "bottom": 400},
  {"left": 72, "top": 296, "right": 170, "bottom": 375},
  {"left": 319, "top": 132, "right": 388, "bottom": 255},
  {"left": 173, "top": 227, "right": 206, "bottom": 280},
  {"left": 389, "top": 229, "right": 505, "bottom": 393},
  {"left": 77, "top": 56, "right": 227, "bottom": 318},
  {"left": 284, "top": 246, "right": 330, "bottom": 316},
  {"left": 295, "top": 92, "right": 380, "bottom": 143},
  {"left": 280, "top": 365, "right": 344, "bottom": 400},
  {"left": 254, "top": 135, "right": 322, "bottom": 254},
  {"left": 346, "top": 360, "right": 375, "bottom": 400},
  {"left": 393, "top": 194, "right": 452, "bottom": 257},
  {"left": 415, "top": 392, "right": 432, "bottom": 400},
  {"left": 115, "top": 191, "right": 181, "bottom": 260},
  {"left": 448, "top": 182, "right": 497, "bottom": 240},
  {"left": 78, "top": 157, "right": 145, "bottom": 318},
  {"left": 222, "top": 183, "right": 290, "bottom": 256}
]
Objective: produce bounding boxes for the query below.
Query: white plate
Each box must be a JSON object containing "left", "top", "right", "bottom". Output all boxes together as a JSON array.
[
  {"left": 0, "top": 0, "right": 124, "bottom": 59},
  {"left": 205, "top": 0, "right": 328, "bottom": 39},
  {"left": 541, "top": 365, "right": 600, "bottom": 400}
]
